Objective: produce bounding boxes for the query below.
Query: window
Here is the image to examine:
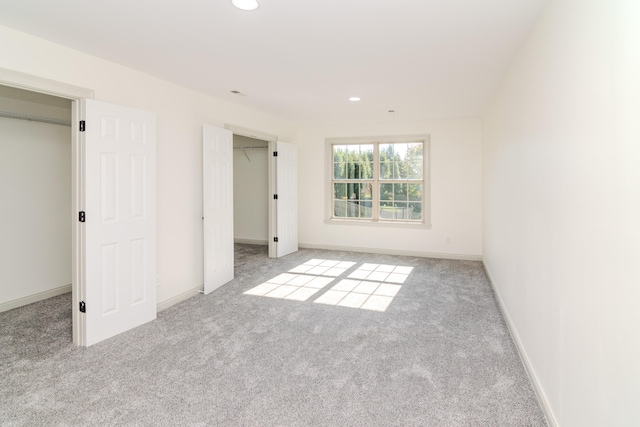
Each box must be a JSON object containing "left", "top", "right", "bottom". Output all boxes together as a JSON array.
[{"left": 328, "top": 136, "right": 429, "bottom": 225}]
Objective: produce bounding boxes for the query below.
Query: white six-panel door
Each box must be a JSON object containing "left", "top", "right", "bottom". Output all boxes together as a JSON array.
[
  {"left": 203, "top": 125, "right": 234, "bottom": 294},
  {"left": 83, "top": 99, "right": 157, "bottom": 346},
  {"left": 275, "top": 141, "right": 298, "bottom": 257}
]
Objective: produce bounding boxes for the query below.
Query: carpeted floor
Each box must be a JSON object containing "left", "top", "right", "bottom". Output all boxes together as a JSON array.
[{"left": 0, "top": 244, "right": 547, "bottom": 426}]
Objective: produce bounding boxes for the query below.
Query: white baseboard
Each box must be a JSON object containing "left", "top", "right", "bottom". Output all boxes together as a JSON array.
[
  {"left": 298, "top": 242, "right": 482, "bottom": 261},
  {"left": 483, "top": 263, "right": 556, "bottom": 427},
  {"left": 234, "top": 238, "right": 268, "bottom": 246},
  {"left": 0, "top": 284, "right": 72, "bottom": 313},
  {"left": 157, "top": 284, "right": 204, "bottom": 312},
  {"left": 0, "top": 282, "right": 202, "bottom": 315}
]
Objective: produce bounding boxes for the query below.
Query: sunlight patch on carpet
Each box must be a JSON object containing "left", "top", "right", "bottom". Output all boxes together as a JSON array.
[{"left": 243, "top": 260, "right": 412, "bottom": 311}]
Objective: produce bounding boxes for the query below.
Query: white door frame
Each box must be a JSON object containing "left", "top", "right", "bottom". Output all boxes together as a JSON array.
[
  {"left": 223, "top": 124, "right": 282, "bottom": 258},
  {"left": 226, "top": 134, "right": 298, "bottom": 259},
  {"left": 268, "top": 140, "right": 277, "bottom": 258},
  {"left": 0, "top": 67, "right": 94, "bottom": 346}
]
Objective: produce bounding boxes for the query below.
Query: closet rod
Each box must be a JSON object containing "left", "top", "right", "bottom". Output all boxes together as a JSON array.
[
  {"left": 0, "top": 110, "right": 71, "bottom": 127},
  {"left": 233, "top": 146, "right": 268, "bottom": 150}
]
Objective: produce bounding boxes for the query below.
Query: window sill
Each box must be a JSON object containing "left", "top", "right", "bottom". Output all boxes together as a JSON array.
[{"left": 324, "top": 218, "right": 432, "bottom": 229}]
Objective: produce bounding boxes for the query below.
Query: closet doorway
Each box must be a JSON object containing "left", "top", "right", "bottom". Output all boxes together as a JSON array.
[
  {"left": 227, "top": 124, "right": 298, "bottom": 258},
  {"left": 233, "top": 135, "right": 269, "bottom": 246},
  {"left": 0, "top": 85, "right": 73, "bottom": 316}
]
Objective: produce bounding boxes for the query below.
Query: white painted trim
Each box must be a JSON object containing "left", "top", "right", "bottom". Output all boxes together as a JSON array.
[
  {"left": 299, "top": 242, "right": 482, "bottom": 261},
  {"left": 234, "top": 238, "right": 268, "bottom": 246},
  {"left": 157, "top": 284, "right": 204, "bottom": 312},
  {"left": 268, "top": 140, "right": 277, "bottom": 258},
  {"left": 323, "top": 218, "right": 432, "bottom": 229},
  {"left": 483, "top": 263, "right": 556, "bottom": 427},
  {"left": 0, "top": 284, "right": 72, "bottom": 313},
  {"left": 224, "top": 124, "right": 277, "bottom": 143},
  {"left": 0, "top": 67, "right": 94, "bottom": 100},
  {"left": 72, "top": 97, "right": 85, "bottom": 346},
  {"left": 326, "top": 134, "right": 431, "bottom": 145}
]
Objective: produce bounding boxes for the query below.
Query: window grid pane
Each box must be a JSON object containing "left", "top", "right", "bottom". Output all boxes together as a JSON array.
[
  {"left": 379, "top": 142, "right": 424, "bottom": 182},
  {"left": 409, "top": 202, "right": 423, "bottom": 220},
  {"left": 333, "top": 182, "right": 373, "bottom": 219},
  {"left": 334, "top": 144, "right": 374, "bottom": 182},
  {"left": 407, "top": 161, "right": 422, "bottom": 179},
  {"left": 408, "top": 184, "right": 422, "bottom": 201}
]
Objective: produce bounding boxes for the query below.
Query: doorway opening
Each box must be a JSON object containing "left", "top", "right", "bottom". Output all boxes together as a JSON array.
[
  {"left": 0, "top": 85, "right": 72, "bottom": 331},
  {"left": 0, "top": 68, "right": 93, "bottom": 345},
  {"left": 225, "top": 124, "right": 282, "bottom": 258},
  {"left": 233, "top": 134, "right": 269, "bottom": 246}
]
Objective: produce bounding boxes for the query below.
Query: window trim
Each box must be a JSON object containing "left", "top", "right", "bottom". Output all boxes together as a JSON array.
[{"left": 325, "top": 134, "right": 431, "bottom": 228}]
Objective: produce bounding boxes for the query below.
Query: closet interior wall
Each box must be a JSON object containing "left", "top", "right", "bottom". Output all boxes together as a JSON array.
[
  {"left": 233, "top": 135, "right": 269, "bottom": 245},
  {"left": 0, "top": 85, "right": 72, "bottom": 311}
]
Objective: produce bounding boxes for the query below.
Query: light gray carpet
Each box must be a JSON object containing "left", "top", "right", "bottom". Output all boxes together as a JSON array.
[{"left": 0, "top": 244, "right": 547, "bottom": 426}]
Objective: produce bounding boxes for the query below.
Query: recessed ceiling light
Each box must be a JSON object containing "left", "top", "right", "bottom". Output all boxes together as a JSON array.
[
  {"left": 232, "top": 0, "right": 260, "bottom": 11},
  {"left": 349, "top": 97, "right": 361, "bottom": 102}
]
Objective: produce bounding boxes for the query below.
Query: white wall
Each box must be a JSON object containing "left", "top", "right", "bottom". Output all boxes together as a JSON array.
[
  {"left": 233, "top": 135, "right": 269, "bottom": 244},
  {"left": 0, "top": 25, "right": 297, "bottom": 305},
  {"left": 296, "top": 118, "right": 483, "bottom": 259},
  {"left": 483, "top": 0, "right": 640, "bottom": 425},
  {"left": 0, "top": 116, "right": 71, "bottom": 306}
]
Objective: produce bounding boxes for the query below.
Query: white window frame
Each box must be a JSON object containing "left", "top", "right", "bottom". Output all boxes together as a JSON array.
[{"left": 325, "top": 135, "right": 431, "bottom": 228}]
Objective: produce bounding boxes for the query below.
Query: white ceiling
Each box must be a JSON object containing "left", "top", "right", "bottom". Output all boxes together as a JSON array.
[{"left": 0, "top": 0, "right": 547, "bottom": 125}]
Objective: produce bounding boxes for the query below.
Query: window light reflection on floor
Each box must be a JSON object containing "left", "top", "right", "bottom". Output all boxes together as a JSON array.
[
  {"left": 243, "top": 272, "right": 334, "bottom": 301},
  {"left": 314, "top": 264, "right": 412, "bottom": 311},
  {"left": 243, "top": 259, "right": 413, "bottom": 312},
  {"left": 288, "top": 258, "right": 357, "bottom": 277}
]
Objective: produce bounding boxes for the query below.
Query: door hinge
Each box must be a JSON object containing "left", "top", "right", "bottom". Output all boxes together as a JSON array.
[
  {"left": 79, "top": 301, "right": 86, "bottom": 313},
  {"left": 273, "top": 237, "right": 279, "bottom": 242},
  {"left": 79, "top": 211, "right": 86, "bottom": 222},
  {"left": 79, "top": 120, "right": 86, "bottom": 132},
  {"left": 273, "top": 194, "right": 278, "bottom": 200},
  {"left": 273, "top": 151, "right": 278, "bottom": 157}
]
